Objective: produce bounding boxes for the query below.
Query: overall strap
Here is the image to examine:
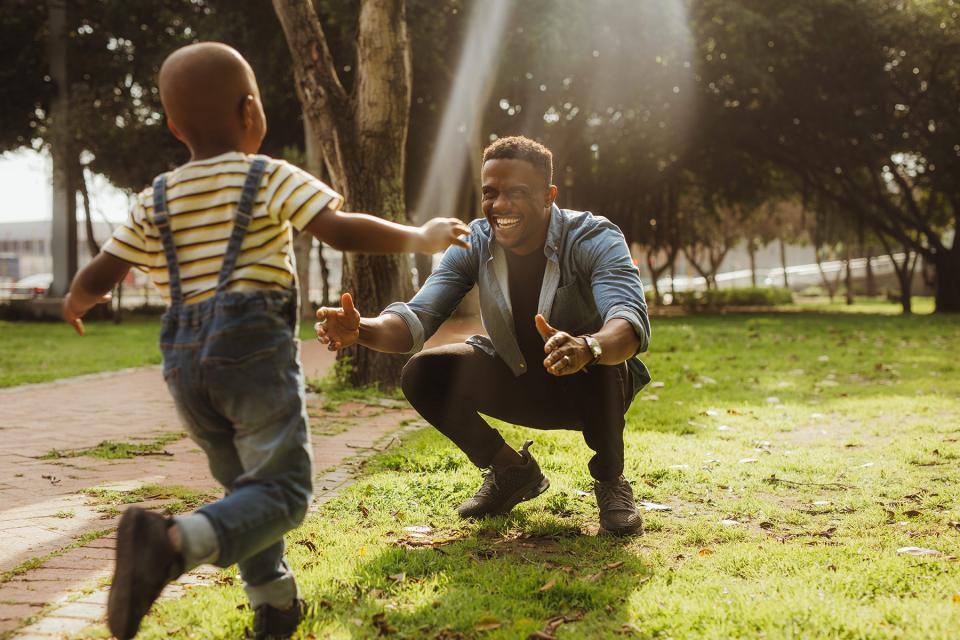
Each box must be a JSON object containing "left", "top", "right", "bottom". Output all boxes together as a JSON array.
[
  {"left": 215, "top": 155, "right": 269, "bottom": 294},
  {"left": 151, "top": 174, "right": 183, "bottom": 308}
]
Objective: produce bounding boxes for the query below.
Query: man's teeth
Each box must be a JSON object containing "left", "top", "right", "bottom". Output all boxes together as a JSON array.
[{"left": 496, "top": 217, "right": 520, "bottom": 229}]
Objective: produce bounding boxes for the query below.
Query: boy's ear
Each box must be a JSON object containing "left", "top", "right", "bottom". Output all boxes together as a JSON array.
[
  {"left": 240, "top": 94, "right": 255, "bottom": 129},
  {"left": 167, "top": 118, "right": 186, "bottom": 144}
]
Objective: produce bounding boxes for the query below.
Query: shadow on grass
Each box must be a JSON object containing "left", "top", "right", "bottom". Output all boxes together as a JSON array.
[{"left": 301, "top": 511, "right": 649, "bottom": 638}]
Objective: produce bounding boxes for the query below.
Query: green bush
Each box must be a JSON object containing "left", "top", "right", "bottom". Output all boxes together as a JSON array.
[{"left": 674, "top": 287, "right": 793, "bottom": 311}]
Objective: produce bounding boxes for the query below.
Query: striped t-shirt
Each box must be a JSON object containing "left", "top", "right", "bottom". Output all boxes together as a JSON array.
[{"left": 103, "top": 152, "right": 342, "bottom": 305}]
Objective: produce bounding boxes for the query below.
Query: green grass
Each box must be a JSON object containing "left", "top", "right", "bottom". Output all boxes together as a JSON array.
[
  {"left": 0, "top": 317, "right": 162, "bottom": 387},
  {"left": 117, "top": 311, "right": 960, "bottom": 639},
  {"left": 82, "top": 483, "right": 216, "bottom": 515},
  {"left": 0, "top": 317, "right": 319, "bottom": 388},
  {"left": 40, "top": 432, "right": 185, "bottom": 460}
]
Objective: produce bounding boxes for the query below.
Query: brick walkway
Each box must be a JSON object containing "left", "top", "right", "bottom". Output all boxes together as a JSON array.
[{"left": 0, "top": 317, "right": 482, "bottom": 639}]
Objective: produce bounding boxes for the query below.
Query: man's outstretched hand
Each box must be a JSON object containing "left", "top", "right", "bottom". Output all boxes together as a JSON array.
[
  {"left": 535, "top": 314, "right": 592, "bottom": 376},
  {"left": 62, "top": 292, "right": 113, "bottom": 336},
  {"left": 315, "top": 292, "right": 361, "bottom": 351}
]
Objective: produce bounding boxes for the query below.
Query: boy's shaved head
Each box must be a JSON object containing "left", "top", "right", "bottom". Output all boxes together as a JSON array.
[{"left": 159, "top": 42, "right": 265, "bottom": 156}]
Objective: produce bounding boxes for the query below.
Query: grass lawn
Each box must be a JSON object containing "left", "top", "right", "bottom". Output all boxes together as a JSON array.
[
  {"left": 114, "top": 311, "right": 960, "bottom": 640},
  {"left": 0, "top": 317, "right": 319, "bottom": 388}
]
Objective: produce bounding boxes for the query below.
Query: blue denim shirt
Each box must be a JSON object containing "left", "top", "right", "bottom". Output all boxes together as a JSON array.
[{"left": 384, "top": 205, "right": 651, "bottom": 397}]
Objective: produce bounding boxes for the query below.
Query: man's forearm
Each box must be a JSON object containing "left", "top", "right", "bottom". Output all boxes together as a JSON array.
[
  {"left": 358, "top": 313, "right": 415, "bottom": 353},
  {"left": 588, "top": 318, "right": 642, "bottom": 366}
]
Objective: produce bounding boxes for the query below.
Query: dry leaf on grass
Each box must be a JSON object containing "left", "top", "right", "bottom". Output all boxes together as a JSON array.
[
  {"left": 539, "top": 578, "right": 557, "bottom": 592},
  {"left": 474, "top": 616, "right": 502, "bottom": 632},
  {"left": 372, "top": 612, "right": 396, "bottom": 635}
]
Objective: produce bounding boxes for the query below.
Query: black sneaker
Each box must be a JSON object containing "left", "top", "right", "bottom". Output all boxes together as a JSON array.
[
  {"left": 594, "top": 475, "right": 643, "bottom": 536},
  {"left": 107, "top": 507, "right": 184, "bottom": 639},
  {"left": 252, "top": 599, "right": 307, "bottom": 639},
  {"left": 457, "top": 441, "right": 550, "bottom": 519}
]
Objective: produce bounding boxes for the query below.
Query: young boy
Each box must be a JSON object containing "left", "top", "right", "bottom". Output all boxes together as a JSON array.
[{"left": 63, "top": 42, "right": 469, "bottom": 640}]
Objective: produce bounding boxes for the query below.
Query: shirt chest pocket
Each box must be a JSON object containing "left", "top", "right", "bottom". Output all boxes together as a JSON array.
[{"left": 550, "top": 281, "right": 596, "bottom": 334}]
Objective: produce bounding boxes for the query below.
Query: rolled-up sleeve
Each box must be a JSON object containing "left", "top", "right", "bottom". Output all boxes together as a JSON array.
[
  {"left": 380, "top": 239, "right": 478, "bottom": 354},
  {"left": 583, "top": 221, "right": 651, "bottom": 353}
]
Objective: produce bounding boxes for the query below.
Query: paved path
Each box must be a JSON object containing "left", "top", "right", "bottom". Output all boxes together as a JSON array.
[{"left": 0, "top": 317, "right": 482, "bottom": 639}]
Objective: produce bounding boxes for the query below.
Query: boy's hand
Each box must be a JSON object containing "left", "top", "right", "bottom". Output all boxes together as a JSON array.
[
  {"left": 417, "top": 218, "right": 471, "bottom": 253},
  {"left": 315, "top": 292, "right": 361, "bottom": 351},
  {"left": 62, "top": 292, "right": 112, "bottom": 336}
]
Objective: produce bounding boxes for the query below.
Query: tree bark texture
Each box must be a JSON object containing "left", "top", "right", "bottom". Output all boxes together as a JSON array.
[{"left": 274, "top": 0, "right": 414, "bottom": 387}]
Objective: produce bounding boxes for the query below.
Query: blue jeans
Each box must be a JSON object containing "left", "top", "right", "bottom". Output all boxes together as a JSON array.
[{"left": 160, "top": 289, "right": 312, "bottom": 606}]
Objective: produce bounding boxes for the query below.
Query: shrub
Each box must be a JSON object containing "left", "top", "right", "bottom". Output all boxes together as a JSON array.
[{"left": 675, "top": 287, "right": 793, "bottom": 311}]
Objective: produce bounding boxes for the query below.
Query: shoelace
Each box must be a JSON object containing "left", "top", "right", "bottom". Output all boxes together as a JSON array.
[
  {"left": 473, "top": 469, "right": 500, "bottom": 499},
  {"left": 596, "top": 480, "right": 634, "bottom": 512}
]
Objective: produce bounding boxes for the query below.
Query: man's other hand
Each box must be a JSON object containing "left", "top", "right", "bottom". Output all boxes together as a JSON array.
[
  {"left": 316, "top": 292, "right": 361, "bottom": 351},
  {"left": 535, "top": 314, "right": 592, "bottom": 376}
]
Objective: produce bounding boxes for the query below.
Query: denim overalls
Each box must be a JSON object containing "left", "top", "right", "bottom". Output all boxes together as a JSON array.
[{"left": 153, "top": 156, "right": 312, "bottom": 607}]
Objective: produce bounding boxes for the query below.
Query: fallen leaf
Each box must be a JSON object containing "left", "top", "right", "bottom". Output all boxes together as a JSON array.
[
  {"left": 766, "top": 396, "right": 781, "bottom": 405},
  {"left": 296, "top": 539, "right": 318, "bottom": 553},
  {"left": 739, "top": 458, "right": 759, "bottom": 464},
  {"left": 388, "top": 572, "right": 406, "bottom": 583},
  {"left": 897, "top": 546, "right": 952, "bottom": 558},
  {"left": 639, "top": 501, "right": 671, "bottom": 511},
  {"left": 953, "top": 594, "right": 960, "bottom": 604},
  {"left": 818, "top": 355, "right": 830, "bottom": 362},
  {"left": 717, "top": 424, "right": 733, "bottom": 432},
  {"left": 403, "top": 525, "right": 433, "bottom": 534},
  {"left": 474, "top": 616, "right": 502, "bottom": 632},
  {"left": 701, "top": 375, "right": 717, "bottom": 385},
  {"left": 641, "top": 394, "right": 659, "bottom": 401},
  {"left": 372, "top": 612, "right": 396, "bottom": 635},
  {"left": 705, "top": 408, "right": 720, "bottom": 417},
  {"left": 698, "top": 548, "right": 714, "bottom": 556},
  {"left": 604, "top": 561, "right": 625, "bottom": 570},
  {"left": 903, "top": 510, "right": 921, "bottom": 518},
  {"left": 651, "top": 381, "right": 665, "bottom": 389},
  {"left": 720, "top": 519, "right": 740, "bottom": 526},
  {"left": 759, "top": 521, "right": 775, "bottom": 530},
  {"left": 812, "top": 501, "right": 832, "bottom": 506},
  {"left": 358, "top": 503, "right": 370, "bottom": 518},
  {"left": 668, "top": 464, "right": 689, "bottom": 469},
  {"left": 575, "top": 490, "right": 591, "bottom": 497},
  {"left": 539, "top": 579, "right": 557, "bottom": 592}
]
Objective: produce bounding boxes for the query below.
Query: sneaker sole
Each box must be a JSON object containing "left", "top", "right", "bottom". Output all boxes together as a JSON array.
[
  {"left": 107, "top": 508, "right": 144, "bottom": 640},
  {"left": 600, "top": 519, "right": 644, "bottom": 537}
]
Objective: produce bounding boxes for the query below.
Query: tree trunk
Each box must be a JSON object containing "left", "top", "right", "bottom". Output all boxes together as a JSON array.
[
  {"left": 864, "top": 244, "right": 876, "bottom": 297},
  {"left": 47, "top": 0, "right": 77, "bottom": 298},
  {"left": 317, "top": 245, "right": 331, "bottom": 306},
  {"left": 779, "top": 237, "right": 789, "bottom": 288},
  {"left": 274, "top": 0, "right": 414, "bottom": 388},
  {"left": 78, "top": 168, "right": 99, "bottom": 258},
  {"left": 748, "top": 241, "right": 757, "bottom": 288},
  {"left": 293, "top": 232, "right": 313, "bottom": 320},
  {"left": 932, "top": 250, "right": 960, "bottom": 313},
  {"left": 844, "top": 244, "right": 854, "bottom": 305}
]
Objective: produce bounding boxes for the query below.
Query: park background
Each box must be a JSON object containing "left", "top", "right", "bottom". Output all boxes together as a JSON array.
[{"left": 0, "top": 1, "right": 959, "bottom": 639}]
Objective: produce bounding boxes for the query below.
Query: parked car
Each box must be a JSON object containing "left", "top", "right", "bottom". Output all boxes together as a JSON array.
[{"left": 11, "top": 273, "right": 53, "bottom": 298}]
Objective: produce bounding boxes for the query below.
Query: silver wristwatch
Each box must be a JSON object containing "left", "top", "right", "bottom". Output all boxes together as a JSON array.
[{"left": 582, "top": 334, "right": 602, "bottom": 365}]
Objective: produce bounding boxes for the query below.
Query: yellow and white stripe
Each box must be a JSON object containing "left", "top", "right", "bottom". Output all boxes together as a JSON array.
[{"left": 103, "top": 152, "right": 342, "bottom": 304}]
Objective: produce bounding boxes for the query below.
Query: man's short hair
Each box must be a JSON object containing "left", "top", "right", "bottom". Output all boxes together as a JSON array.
[{"left": 482, "top": 136, "right": 553, "bottom": 185}]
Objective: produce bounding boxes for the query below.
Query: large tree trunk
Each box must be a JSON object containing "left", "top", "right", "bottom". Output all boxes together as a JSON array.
[
  {"left": 844, "top": 243, "right": 854, "bottom": 306},
  {"left": 47, "top": 0, "right": 77, "bottom": 298},
  {"left": 748, "top": 240, "right": 757, "bottom": 288},
  {"left": 274, "top": 0, "right": 414, "bottom": 388},
  {"left": 932, "top": 249, "right": 960, "bottom": 313}
]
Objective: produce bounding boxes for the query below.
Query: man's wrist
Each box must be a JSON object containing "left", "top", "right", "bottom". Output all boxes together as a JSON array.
[{"left": 580, "top": 334, "right": 602, "bottom": 365}]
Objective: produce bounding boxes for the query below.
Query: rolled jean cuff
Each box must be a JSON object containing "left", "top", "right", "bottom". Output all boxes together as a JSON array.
[
  {"left": 245, "top": 570, "right": 298, "bottom": 609},
  {"left": 174, "top": 512, "right": 220, "bottom": 570}
]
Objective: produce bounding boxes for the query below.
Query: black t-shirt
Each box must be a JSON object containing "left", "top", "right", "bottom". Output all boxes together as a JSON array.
[{"left": 505, "top": 247, "right": 549, "bottom": 371}]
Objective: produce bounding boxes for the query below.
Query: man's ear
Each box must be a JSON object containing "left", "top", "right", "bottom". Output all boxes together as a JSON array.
[{"left": 545, "top": 184, "right": 558, "bottom": 208}]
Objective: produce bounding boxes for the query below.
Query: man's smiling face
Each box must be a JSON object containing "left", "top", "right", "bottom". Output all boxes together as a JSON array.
[{"left": 480, "top": 158, "right": 557, "bottom": 255}]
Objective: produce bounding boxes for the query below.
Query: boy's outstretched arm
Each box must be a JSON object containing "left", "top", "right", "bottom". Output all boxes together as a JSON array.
[
  {"left": 304, "top": 209, "right": 470, "bottom": 254},
  {"left": 62, "top": 253, "right": 131, "bottom": 335}
]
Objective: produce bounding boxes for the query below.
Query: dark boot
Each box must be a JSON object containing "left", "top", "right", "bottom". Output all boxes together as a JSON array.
[
  {"left": 252, "top": 599, "right": 307, "bottom": 640},
  {"left": 107, "top": 507, "right": 184, "bottom": 639},
  {"left": 594, "top": 475, "right": 643, "bottom": 536},
  {"left": 457, "top": 441, "right": 549, "bottom": 519}
]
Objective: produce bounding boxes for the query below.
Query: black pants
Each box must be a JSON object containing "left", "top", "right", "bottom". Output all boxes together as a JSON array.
[{"left": 400, "top": 343, "right": 632, "bottom": 481}]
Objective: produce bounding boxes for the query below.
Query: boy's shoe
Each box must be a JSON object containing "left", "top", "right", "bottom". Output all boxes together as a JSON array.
[
  {"left": 457, "top": 441, "right": 549, "bottom": 519},
  {"left": 594, "top": 475, "right": 643, "bottom": 536},
  {"left": 252, "top": 599, "right": 307, "bottom": 639},
  {"left": 107, "top": 507, "right": 184, "bottom": 639}
]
